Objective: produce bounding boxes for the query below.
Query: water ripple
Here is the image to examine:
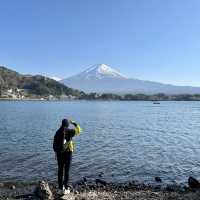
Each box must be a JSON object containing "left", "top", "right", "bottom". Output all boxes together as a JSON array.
[{"left": 0, "top": 101, "right": 200, "bottom": 184}]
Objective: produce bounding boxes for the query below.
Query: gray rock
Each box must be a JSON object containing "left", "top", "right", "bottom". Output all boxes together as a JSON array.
[
  {"left": 10, "top": 185, "right": 16, "bottom": 190},
  {"left": 74, "top": 190, "right": 79, "bottom": 195},
  {"left": 95, "top": 179, "right": 107, "bottom": 186},
  {"left": 83, "top": 177, "right": 87, "bottom": 183},
  {"left": 155, "top": 177, "right": 162, "bottom": 182},
  {"left": 188, "top": 176, "right": 200, "bottom": 189},
  {"left": 0, "top": 182, "right": 4, "bottom": 187},
  {"left": 35, "top": 181, "right": 53, "bottom": 200}
]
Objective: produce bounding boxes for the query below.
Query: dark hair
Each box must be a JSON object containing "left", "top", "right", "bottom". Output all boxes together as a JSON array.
[{"left": 62, "top": 119, "right": 69, "bottom": 128}]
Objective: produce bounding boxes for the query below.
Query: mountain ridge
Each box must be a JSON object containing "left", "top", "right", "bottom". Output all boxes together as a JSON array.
[
  {"left": 0, "top": 66, "right": 83, "bottom": 99},
  {"left": 61, "top": 64, "right": 200, "bottom": 94}
]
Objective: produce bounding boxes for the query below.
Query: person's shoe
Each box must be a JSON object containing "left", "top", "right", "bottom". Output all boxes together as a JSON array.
[
  {"left": 63, "top": 187, "right": 70, "bottom": 195},
  {"left": 57, "top": 189, "right": 64, "bottom": 195}
]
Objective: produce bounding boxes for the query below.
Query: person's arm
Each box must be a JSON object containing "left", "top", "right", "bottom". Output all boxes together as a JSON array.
[
  {"left": 53, "top": 134, "right": 57, "bottom": 152},
  {"left": 70, "top": 120, "right": 82, "bottom": 136},
  {"left": 53, "top": 133, "right": 58, "bottom": 160}
]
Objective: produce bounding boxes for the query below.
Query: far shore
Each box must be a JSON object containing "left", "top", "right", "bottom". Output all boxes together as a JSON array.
[{"left": 1, "top": 97, "right": 200, "bottom": 102}]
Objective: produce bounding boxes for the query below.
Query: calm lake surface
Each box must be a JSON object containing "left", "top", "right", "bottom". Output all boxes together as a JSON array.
[{"left": 0, "top": 101, "right": 200, "bottom": 185}]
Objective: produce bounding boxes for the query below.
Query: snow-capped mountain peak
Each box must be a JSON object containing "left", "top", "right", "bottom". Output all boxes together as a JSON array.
[
  {"left": 77, "top": 64, "right": 127, "bottom": 80},
  {"left": 61, "top": 64, "right": 200, "bottom": 94},
  {"left": 51, "top": 76, "right": 61, "bottom": 81}
]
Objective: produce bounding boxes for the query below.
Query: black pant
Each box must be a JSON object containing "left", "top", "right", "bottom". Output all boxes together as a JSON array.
[{"left": 57, "top": 151, "right": 72, "bottom": 189}]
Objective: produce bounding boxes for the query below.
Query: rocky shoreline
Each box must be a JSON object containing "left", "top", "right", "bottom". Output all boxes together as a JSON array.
[{"left": 1, "top": 178, "right": 200, "bottom": 200}]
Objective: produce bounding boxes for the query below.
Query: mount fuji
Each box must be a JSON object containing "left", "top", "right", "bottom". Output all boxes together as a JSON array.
[{"left": 61, "top": 64, "right": 200, "bottom": 94}]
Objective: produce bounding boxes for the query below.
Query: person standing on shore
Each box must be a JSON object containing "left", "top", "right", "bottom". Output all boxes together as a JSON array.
[{"left": 53, "top": 118, "right": 82, "bottom": 195}]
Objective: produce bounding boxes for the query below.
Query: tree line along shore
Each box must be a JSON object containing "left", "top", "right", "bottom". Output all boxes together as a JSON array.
[{"left": 1, "top": 92, "right": 200, "bottom": 101}]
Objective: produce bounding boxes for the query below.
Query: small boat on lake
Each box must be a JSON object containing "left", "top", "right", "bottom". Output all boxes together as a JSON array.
[{"left": 153, "top": 101, "right": 160, "bottom": 104}]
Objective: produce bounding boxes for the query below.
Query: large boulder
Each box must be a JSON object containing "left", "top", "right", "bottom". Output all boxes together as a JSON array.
[
  {"left": 35, "top": 181, "right": 53, "bottom": 200},
  {"left": 188, "top": 177, "right": 200, "bottom": 189}
]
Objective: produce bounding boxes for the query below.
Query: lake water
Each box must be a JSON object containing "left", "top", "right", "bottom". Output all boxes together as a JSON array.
[{"left": 0, "top": 101, "right": 200, "bottom": 185}]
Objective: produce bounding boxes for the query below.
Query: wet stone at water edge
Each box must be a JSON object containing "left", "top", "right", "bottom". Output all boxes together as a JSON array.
[
  {"left": 35, "top": 181, "right": 53, "bottom": 200},
  {"left": 155, "top": 177, "right": 162, "bottom": 182}
]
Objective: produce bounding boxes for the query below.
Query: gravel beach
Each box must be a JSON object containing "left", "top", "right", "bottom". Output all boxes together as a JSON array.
[{"left": 1, "top": 180, "right": 200, "bottom": 200}]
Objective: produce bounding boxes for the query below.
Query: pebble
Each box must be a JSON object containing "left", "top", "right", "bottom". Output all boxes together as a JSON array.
[
  {"left": 74, "top": 190, "right": 79, "bottom": 195},
  {"left": 10, "top": 185, "right": 16, "bottom": 190},
  {"left": 0, "top": 182, "right": 4, "bottom": 187}
]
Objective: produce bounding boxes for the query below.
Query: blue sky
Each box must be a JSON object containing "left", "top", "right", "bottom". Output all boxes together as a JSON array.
[{"left": 0, "top": 0, "right": 200, "bottom": 86}]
